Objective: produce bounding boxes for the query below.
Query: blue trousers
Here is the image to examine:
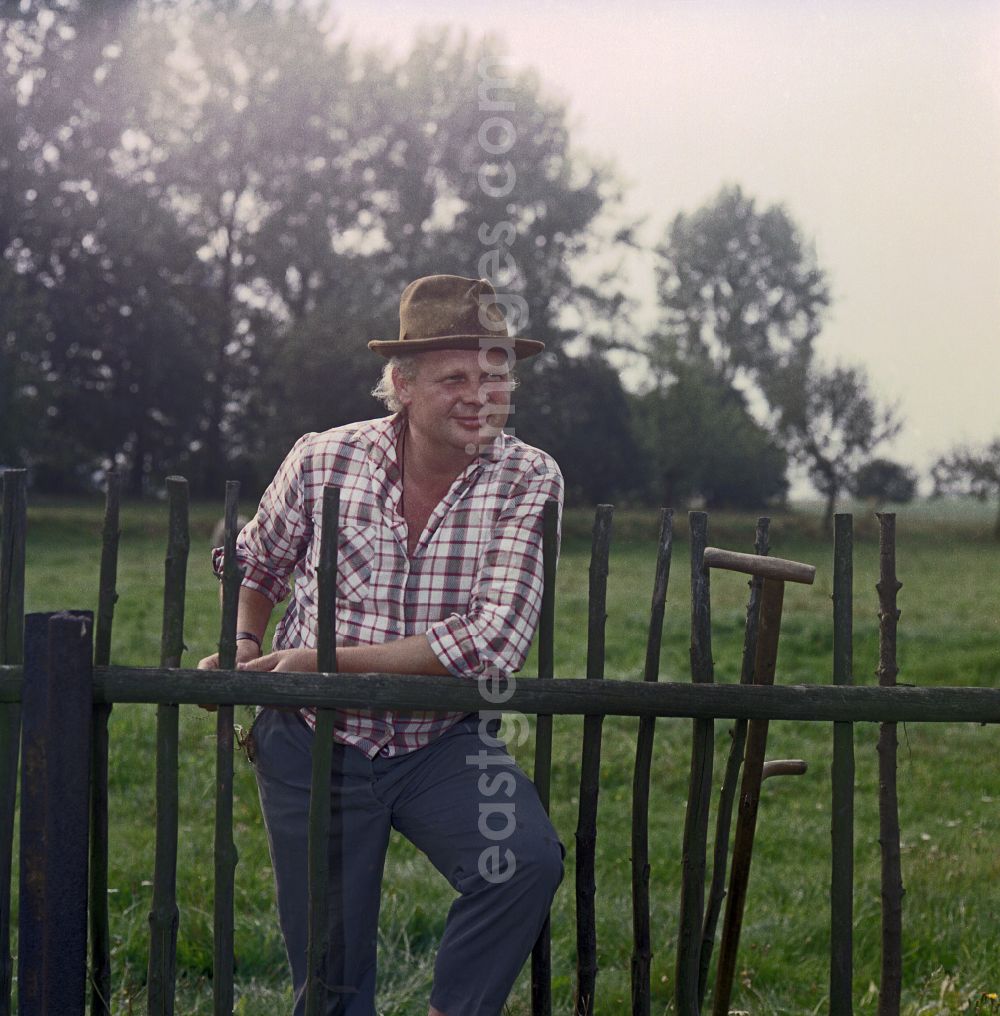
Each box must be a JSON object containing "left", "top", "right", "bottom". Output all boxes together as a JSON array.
[{"left": 250, "top": 708, "right": 565, "bottom": 1016}]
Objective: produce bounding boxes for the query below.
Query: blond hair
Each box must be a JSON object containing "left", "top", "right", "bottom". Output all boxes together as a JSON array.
[{"left": 371, "top": 354, "right": 420, "bottom": 412}]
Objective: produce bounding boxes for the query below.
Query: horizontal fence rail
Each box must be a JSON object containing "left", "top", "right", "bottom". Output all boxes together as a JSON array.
[{"left": 1, "top": 667, "right": 997, "bottom": 722}]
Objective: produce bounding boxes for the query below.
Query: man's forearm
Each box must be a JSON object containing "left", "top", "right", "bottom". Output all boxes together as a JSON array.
[
  {"left": 220, "top": 585, "right": 274, "bottom": 644},
  {"left": 335, "top": 634, "right": 452, "bottom": 677}
]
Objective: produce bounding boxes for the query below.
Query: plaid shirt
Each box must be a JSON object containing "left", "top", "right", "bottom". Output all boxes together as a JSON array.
[{"left": 213, "top": 413, "right": 563, "bottom": 759}]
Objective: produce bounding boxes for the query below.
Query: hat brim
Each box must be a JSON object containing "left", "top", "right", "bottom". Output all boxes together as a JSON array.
[{"left": 368, "top": 334, "right": 544, "bottom": 360}]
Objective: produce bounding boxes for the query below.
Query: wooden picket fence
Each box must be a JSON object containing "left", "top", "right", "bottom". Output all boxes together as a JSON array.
[{"left": 1, "top": 467, "right": 999, "bottom": 1016}]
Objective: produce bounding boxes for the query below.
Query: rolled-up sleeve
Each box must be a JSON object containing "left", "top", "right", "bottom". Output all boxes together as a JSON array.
[
  {"left": 211, "top": 432, "right": 316, "bottom": 605},
  {"left": 425, "top": 464, "right": 564, "bottom": 678}
]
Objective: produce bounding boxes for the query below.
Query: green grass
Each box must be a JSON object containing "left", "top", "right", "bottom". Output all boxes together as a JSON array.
[{"left": 9, "top": 496, "right": 1000, "bottom": 1014}]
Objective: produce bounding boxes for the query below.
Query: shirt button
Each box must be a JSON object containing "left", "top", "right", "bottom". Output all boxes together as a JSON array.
[{"left": 379, "top": 746, "right": 391, "bottom": 757}]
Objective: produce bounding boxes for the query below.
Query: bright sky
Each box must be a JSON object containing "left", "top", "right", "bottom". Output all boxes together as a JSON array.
[{"left": 330, "top": 0, "right": 1000, "bottom": 480}]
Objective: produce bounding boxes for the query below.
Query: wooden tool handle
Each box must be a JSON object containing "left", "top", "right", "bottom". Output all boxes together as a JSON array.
[
  {"left": 761, "top": 759, "right": 808, "bottom": 780},
  {"left": 703, "top": 547, "right": 816, "bottom": 585}
]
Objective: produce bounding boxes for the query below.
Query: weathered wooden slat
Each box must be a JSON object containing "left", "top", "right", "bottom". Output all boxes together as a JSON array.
[
  {"left": 159, "top": 477, "right": 189, "bottom": 671},
  {"left": 214, "top": 481, "right": 241, "bottom": 1016},
  {"left": 19, "top": 612, "right": 94, "bottom": 1016},
  {"left": 316, "top": 486, "right": 339, "bottom": 678},
  {"left": 586, "top": 506, "right": 614, "bottom": 682},
  {"left": 94, "top": 471, "right": 121, "bottom": 668},
  {"left": 147, "top": 477, "right": 189, "bottom": 1016},
  {"left": 0, "top": 471, "right": 26, "bottom": 665},
  {"left": 712, "top": 576, "right": 786, "bottom": 1016},
  {"left": 534, "top": 497, "right": 560, "bottom": 807},
  {"left": 676, "top": 511, "right": 715, "bottom": 1016},
  {"left": 830, "top": 513, "right": 855, "bottom": 1016},
  {"left": 3, "top": 667, "right": 999, "bottom": 723},
  {"left": 630, "top": 508, "right": 674, "bottom": 1016},
  {"left": 876, "top": 513, "right": 904, "bottom": 1016},
  {"left": 306, "top": 486, "right": 347, "bottom": 1016},
  {"left": 699, "top": 517, "right": 770, "bottom": 1005},
  {"left": 0, "top": 469, "right": 26, "bottom": 1016},
  {"left": 642, "top": 510, "right": 676, "bottom": 685},
  {"left": 575, "top": 504, "right": 613, "bottom": 1016},
  {"left": 531, "top": 497, "right": 560, "bottom": 1016},
  {"left": 90, "top": 471, "right": 121, "bottom": 1016},
  {"left": 218, "top": 480, "right": 242, "bottom": 670}
]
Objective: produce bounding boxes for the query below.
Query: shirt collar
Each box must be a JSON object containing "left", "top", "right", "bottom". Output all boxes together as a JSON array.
[
  {"left": 353, "top": 413, "right": 506, "bottom": 470},
  {"left": 361, "top": 413, "right": 405, "bottom": 468}
]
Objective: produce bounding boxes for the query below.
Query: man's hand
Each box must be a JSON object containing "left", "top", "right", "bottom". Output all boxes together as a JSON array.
[
  {"left": 238, "top": 648, "right": 318, "bottom": 673},
  {"left": 196, "top": 640, "right": 262, "bottom": 712}
]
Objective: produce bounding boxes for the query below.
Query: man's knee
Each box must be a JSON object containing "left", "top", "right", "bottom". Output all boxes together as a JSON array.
[
  {"left": 514, "top": 832, "right": 565, "bottom": 894},
  {"left": 537, "top": 835, "right": 566, "bottom": 895},
  {"left": 472, "top": 826, "right": 564, "bottom": 896}
]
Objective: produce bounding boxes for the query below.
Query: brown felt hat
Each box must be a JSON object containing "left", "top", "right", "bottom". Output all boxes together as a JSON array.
[{"left": 368, "top": 274, "right": 544, "bottom": 359}]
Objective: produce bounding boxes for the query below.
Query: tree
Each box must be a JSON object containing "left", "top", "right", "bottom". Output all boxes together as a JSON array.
[
  {"left": 3, "top": 3, "right": 636, "bottom": 499},
  {"left": 0, "top": 264, "right": 52, "bottom": 471},
  {"left": 135, "top": 1, "right": 375, "bottom": 491},
  {"left": 850, "top": 458, "right": 917, "bottom": 507},
  {"left": 1, "top": 3, "right": 211, "bottom": 493},
  {"left": 640, "top": 185, "right": 834, "bottom": 508},
  {"left": 932, "top": 439, "right": 1000, "bottom": 540},
  {"left": 514, "top": 353, "right": 644, "bottom": 505},
  {"left": 771, "top": 364, "right": 902, "bottom": 531},
  {"left": 255, "top": 24, "right": 637, "bottom": 498},
  {"left": 257, "top": 288, "right": 393, "bottom": 467},
  {"left": 651, "top": 184, "right": 829, "bottom": 395},
  {"left": 646, "top": 187, "right": 914, "bottom": 519},
  {"left": 631, "top": 358, "right": 788, "bottom": 509}
]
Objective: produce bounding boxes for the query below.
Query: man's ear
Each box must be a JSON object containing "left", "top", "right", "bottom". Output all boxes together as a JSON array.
[{"left": 393, "top": 366, "right": 412, "bottom": 407}]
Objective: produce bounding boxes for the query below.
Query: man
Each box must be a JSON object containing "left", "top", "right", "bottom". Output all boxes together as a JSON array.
[{"left": 198, "top": 274, "right": 565, "bottom": 1016}]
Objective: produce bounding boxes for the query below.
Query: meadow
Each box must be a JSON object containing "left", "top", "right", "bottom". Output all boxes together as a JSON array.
[{"left": 9, "top": 495, "right": 1000, "bottom": 1015}]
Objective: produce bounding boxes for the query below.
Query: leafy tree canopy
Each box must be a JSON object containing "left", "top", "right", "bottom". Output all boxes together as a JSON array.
[
  {"left": 771, "top": 363, "right": 902, "bottom": 530},
  {"left": 932, "top": 439, "right": 1000, "bottom": 539},
  {"left": 647, "top": 185, "right": 903, "bottom": 520},
  {"left": 631, "top": 358, "right": 788, "bottom": 510},
  {"left": 850, "top": 458, "right": 917, "bottom": 506},
  {"left": 2, "top": 0, "right": 632, "bottom": 497},
  {"left": 652, "top": 183, "right": 829, "bottom": 395}
]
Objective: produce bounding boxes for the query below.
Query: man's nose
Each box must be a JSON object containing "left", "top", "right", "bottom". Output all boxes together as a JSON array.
[{"left": 456, "top": 380, "right": 487, "bottom": 405}]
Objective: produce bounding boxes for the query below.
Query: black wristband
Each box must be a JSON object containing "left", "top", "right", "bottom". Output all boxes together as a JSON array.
[{"left": 235, "top": 631, "right": 262, "bottom": 650}]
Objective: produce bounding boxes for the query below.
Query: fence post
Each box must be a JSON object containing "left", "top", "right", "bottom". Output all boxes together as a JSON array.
[
  {"left": 0, "top": 468, "right": 26, "bottom": 1016},
  {"left": 91, "top": 471, "right": 121, "bottom": 1016},
  {"left": 148, "top": 477, "right": 189, "bottom": 1016},
  {"left": 574, "top": 504, "right": 613, "bottom": 1016},
  {"left": 531, "top": 498, "right": 560, "bottom": 1016},
  {"left": 305, "top": 485, "right": 345, "bottom": 1016},
  {"left": 630, "top": 508, "right": 674, "bottom": 1016},
  {"left": 830, "top": 514, "right": 855, "bottom": 1015},
  {"left": 676, "top": 511, "right": 714, "bottom": 1016},
  {"left": 876, "top": 513, "right": 903, "bottom": 1016},
  {"left": 19, "top": 611, "right": 94, "bottom": 1016},
  {"left": 214, "top": 481, "right": 241, "bottom": 1016}
]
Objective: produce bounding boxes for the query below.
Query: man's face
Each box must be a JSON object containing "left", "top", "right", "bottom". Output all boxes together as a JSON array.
[{"left": 395, "top": 348, "right": 514, "bottom": 457}]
